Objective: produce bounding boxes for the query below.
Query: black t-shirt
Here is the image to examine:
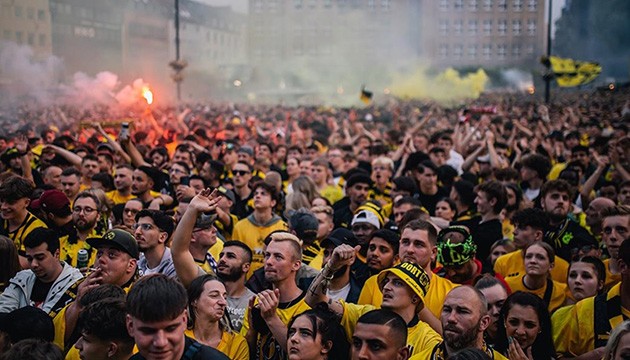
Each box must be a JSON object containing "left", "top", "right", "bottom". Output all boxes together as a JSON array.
[
  {"left": 417, "top": 187, "right": 449, "bottom": 216},
  {"left": 30, "top": 278, "right": 54, "bottom": 307},
  {"left": 546, "top": 218, "right": 597, "bottom": 262},
  {"left": 130, "top": 336, "right": 229, "bottom": 360}
]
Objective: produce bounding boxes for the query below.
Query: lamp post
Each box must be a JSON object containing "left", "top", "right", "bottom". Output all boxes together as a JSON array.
[
  {"left": 544, "top": 0, "right": 553, "bottom": 104},
  {"left": 170, "top": 0, "right": 186, "bottom": 101}
]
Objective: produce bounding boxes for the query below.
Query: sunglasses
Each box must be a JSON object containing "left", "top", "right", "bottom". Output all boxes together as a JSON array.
[{"left": 233, "top": 170, "right": 250, "bottom": 176}]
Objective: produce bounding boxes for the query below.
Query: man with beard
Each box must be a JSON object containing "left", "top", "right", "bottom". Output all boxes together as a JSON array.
[
  {"left": 105, "top": 164, "right": 135, "bottom": 205},
  {"left": 60, "top": 167, "right": 82, "bottom": 202},
  {"left": 411, "top": 286, "right": 507, "bottom": 359},
  {"left": 494, "top": 208, "right": 569, "bottom": 283},
  {"left": 365, "top": 229, "right": 399, "bottom": 277},
  {"left": 306, "top": 257, "right": 441, "bottom": 357},
  {"left": 169, "top": 189, "right": 255, "bottom": 332},
  {"left": 333, "top": 173, "right": 371, "bottom": 229},
  {"left": 318, "top": 228, "right": 363, "bottom": 303},
  {"left": 134, "top": 210, "right": 176, "bottom": 278},
  {"left": 33, "top": 190, "right": 97, "bottom": 269},
  {"left": 71, "top": 191, "right": 103, "bottom": 254},
  {"left": 540, "top": 180, "right": 597, "bottom": 262}
]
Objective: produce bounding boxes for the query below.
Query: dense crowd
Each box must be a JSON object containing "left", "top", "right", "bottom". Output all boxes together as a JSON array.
[{"left": 0, "top": 88, "right": 629, "bottom": 360}]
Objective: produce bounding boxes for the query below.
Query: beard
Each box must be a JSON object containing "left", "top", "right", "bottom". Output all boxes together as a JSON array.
[
  {"left": 217, "top": 265, "right": 244, "bottom": 282},
  {"left": 443, "top": 320, "right": 482, "bottom": 351},
  {"left": 75, "top": 218, "right": 97, "bottom": 232}
]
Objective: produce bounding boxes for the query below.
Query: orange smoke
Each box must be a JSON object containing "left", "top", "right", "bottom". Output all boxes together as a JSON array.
[{"left": 142, "top": 86, "right": 153, "bottom": 105}]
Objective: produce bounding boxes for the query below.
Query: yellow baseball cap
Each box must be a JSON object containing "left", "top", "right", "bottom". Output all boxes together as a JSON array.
[{"left": 377, "top": 262, "right": 430, "bottom": 303}]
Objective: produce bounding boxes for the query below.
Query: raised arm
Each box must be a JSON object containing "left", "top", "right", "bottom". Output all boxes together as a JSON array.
[
  {"left": 46, "top": 144, "right": 82, "bottom": 167},
  {"left": 171, "top": 189, "right": 220, "bottom": 287},
  {"left": 304, "top": 244, "right": 359, "bottom": 317}
]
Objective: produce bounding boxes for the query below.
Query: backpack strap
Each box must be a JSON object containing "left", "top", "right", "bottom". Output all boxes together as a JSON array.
[{"left": 182, "top": 340, "right": 203, "bottom": 360}]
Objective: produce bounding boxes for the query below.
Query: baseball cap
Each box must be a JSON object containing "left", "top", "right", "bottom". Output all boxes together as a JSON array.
[
  {"left": 288, "top": 209, "right": 319, "bottom": 243},
  {"left": 30, "top": 189, "right": 70, "bottom": 215},
  {"left": 87, "top": 229, "right": 140, "bottom": 259},
  {"left": 320, "top": 228, "right": 357, "bottom": 248},
  {"left": 238, "top": 146, "right": 254, "bottom": 157},
  {"left": 437, "top": 225, "right": 477, "bottom": 267},
  {"left": 351, "top": 210, "right": 381, "bottom": 229},
  {"left": 216, "top": 186, "right": 236, "bottom": 203},
  {"left": 194, "top": 213, "right": 217, "bottom": 230},
  {"left": 377, "top": 262, "right": 430, "bottom": 303}
]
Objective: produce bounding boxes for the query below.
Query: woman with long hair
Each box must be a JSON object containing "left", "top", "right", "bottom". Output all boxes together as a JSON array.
[
  {"left": 286, "top": 306, "right": 350, "bottom": 360},
  {"left": 505, "top": 242, "right": 568, "bottom": 313},
  {"left": 495, "top": 291, "right": 556, "bottom": 359},
  {"left": 285, "top": 175, "right": 319, "bottom": 216},
  {"left": 0, "top": 235, "right": 20, "bottom": 292},
  {"left": 186, "top": 274, "right": 249, "bottom": 360}
]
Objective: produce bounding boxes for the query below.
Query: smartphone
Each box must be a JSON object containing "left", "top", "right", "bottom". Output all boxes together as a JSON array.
[
  {"left": 180, "top": 176, "right": 190, "bottom": 186},
  {"left": 119, "top": 122, "right": 129, "bottom": 140}
]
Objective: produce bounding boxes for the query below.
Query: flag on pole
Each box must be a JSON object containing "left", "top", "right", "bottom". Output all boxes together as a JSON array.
[
  {"left": 545, "top": 56, "right": 602, "bottom": 87},
  {"left": 360, "top": 86, "right": 373, "bottom": 104}
]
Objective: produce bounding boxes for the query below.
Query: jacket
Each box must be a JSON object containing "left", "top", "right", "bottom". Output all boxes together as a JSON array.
[{"left": 0, "top": 262, "right": 83, "bottom": 314}]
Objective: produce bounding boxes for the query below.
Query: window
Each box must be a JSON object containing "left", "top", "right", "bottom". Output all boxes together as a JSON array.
[
  {"left": 368, "top": 0, "right": 376, "bottom": 10},
  {"left": 3, "top": 30, "right": 11, "bottom": 40},
  {"left": 468, "top": 20, "right": 478, "bottom": 35},
  {"left": 483, "top": 44, "right": 492, "bottom": 59},
  {"left": 439, "top": 44, "right": 448, "bottom": 58},
  {"left": 469, "top": 0, "right": 478, "bottom": 11},
  {"left": 15, "top": 31, "right": 23, "bottom": 43},
  {"left": 483, "top": 19, "right": 492, "bottom": 35},
  {"left": 512, "top": 44, "right": 521, "bottom": 57},
  {"left": 28, "top": 33, "right": 34, "bottom": 45},
  {"left": 268, "top": 0, "right": 279, "bottom": 12},
  {"left": 294, "top": 0, "right": 303, "bottom": 9},
  {"left": 27, "top": 7, "right": 34, "bottom": 19},
  {"left": 323, "top": 0, "right": 333, "bottom": 8},
  {"left": 468, "top": 44, "right": 477, "bottom": 58},
  {"left": 483, "top": 0, "right": 492, "bottom": 11},
  {"left": 454, "top": 0, "right": 464, "bottom": 10},
  {"left": 527, "top": 19, "right": 536, "bottom": 35},
  {"left": 382, "top": 0, "right": 391, "bottom": 11},
  {"left": 497, "top": 44, "right": 507, "bottom": 59},
  {"left": 526, "top": 44, "right": 535, "bottom": 55},
  {"left": 513, "top": 20, "right": 522, "bottom": 35},
  {"left": 37, "top": 9, "right": 45, "bottom": 20},
  {"left": 439, "top": 19, "right": 449, "bottom": 36},
  {"left": 439, "top": 0, "right": 449, "bottom": 11},
  {"left": 497, "top": 19, "right": 507, "bottom": 35},
  {"left": 454, "top": 19, "right": 463, "bottom": 35},
  {"left": 514, "top": 0, "right": 523, "bottom": 11},
  {"left": 453, "top": 44, "right": 464, "bottom": 58},
  {"left": 14, "top": 6, "right": 22, "bottom": 17},
  {"left": 528, "top": 0, "right": 537, "bottom": 11},
  {"left": 253, "top": 0, "right": 263, "bottom": 13},
  {"left": 497, "top": 0, "right": 507, "bottom": 11}
]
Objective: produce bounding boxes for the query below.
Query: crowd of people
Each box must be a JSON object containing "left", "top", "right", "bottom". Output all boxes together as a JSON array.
[{"left": 0, "top": 88, "right": 629, "bottom": 360}]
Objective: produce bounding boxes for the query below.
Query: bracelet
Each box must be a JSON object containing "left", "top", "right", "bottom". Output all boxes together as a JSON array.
[{"left": 322, "top": 264, "right": 334, "bottom": 281}]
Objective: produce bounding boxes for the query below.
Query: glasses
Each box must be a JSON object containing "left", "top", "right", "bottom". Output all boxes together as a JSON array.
[
  {"left": 233, "top": 170, "right": 250, "bottom": 176},
  {"left": 133, "top": 223, "right": 155, "bottom": 231},
  {"left": 73, "top": 207, "right": 96, "bottom": 214},
  {"left": 124, "top": 208, "right": 140, "bottom": 215}
]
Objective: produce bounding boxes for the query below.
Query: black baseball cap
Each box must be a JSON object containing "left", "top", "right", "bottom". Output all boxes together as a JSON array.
[
  {"left": 320, "top": 228, "right": 357, "bottom": 248},
  {"left": 87, "top": 229, "right": 139, "bottom": 259}
]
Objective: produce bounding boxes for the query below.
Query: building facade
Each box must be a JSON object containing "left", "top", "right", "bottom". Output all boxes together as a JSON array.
[
  {"left": 421, "top": 0, "right": 546, "bottom": 68},
  {"left": 1, "top": 0, "right": 52, "bottom": 57}
]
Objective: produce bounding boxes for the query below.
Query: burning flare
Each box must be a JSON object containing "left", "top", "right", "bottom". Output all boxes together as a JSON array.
[{"left": 142, "top": 86, "right": 153, "bottom": 105}]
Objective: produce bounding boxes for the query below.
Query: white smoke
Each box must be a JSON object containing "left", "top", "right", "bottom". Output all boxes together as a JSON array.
[{"left": 501, "top": 69, "right": 534, "bottom": 91}]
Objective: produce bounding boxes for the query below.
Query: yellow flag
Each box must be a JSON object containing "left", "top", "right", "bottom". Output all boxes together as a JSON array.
[
  {"left": 548, "top": 56, "right": 601, "bottom": 87},
  {"left": 360, "top": 87, "right": 373, "bottom": 104}
]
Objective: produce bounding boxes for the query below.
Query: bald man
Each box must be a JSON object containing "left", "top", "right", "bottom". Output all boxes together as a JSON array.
[{"left": 585, "top": 197, "right": 616, "bottom": 239}]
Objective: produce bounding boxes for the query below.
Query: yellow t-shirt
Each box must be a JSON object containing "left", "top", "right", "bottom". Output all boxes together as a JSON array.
[
  {"left": 231, "top": 216, "right": 288, "bottom": 278},
  {"left": 320, "top": 184, "right": 344, "bottom": 205},
  {"left": 494, "top": 250, "right": 570, "bottom": 284},
  {"left": 184, "top": 328, "right": 249, "bottom": 360},
  {"left": 59, "top": 238, "right": 97, "bottom": 269},
  {"left": 240, "top": 294, "right": 310, "bottom": 360},
  {"left": 505, "top": 274, "right": 568, "bottom": 314},
  {"left": 603, "top": 258, "right": 622, "bottom": 290},
  {"left": 3, "top": 211, "right": 47, "bottom": 252},
  {"left": 553, "top": 283, "right": 628, "bottom": 357},
  {"left": 308, "top": 249, "right": 324, "bottom": 271},
  {"left": 357, "top": 273, "right": 458, "bottom": 319}
]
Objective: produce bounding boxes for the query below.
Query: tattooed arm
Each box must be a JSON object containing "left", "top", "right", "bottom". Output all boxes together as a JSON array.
[{"left": 304, "top": 244, "right": 360, "bottom": 317}]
